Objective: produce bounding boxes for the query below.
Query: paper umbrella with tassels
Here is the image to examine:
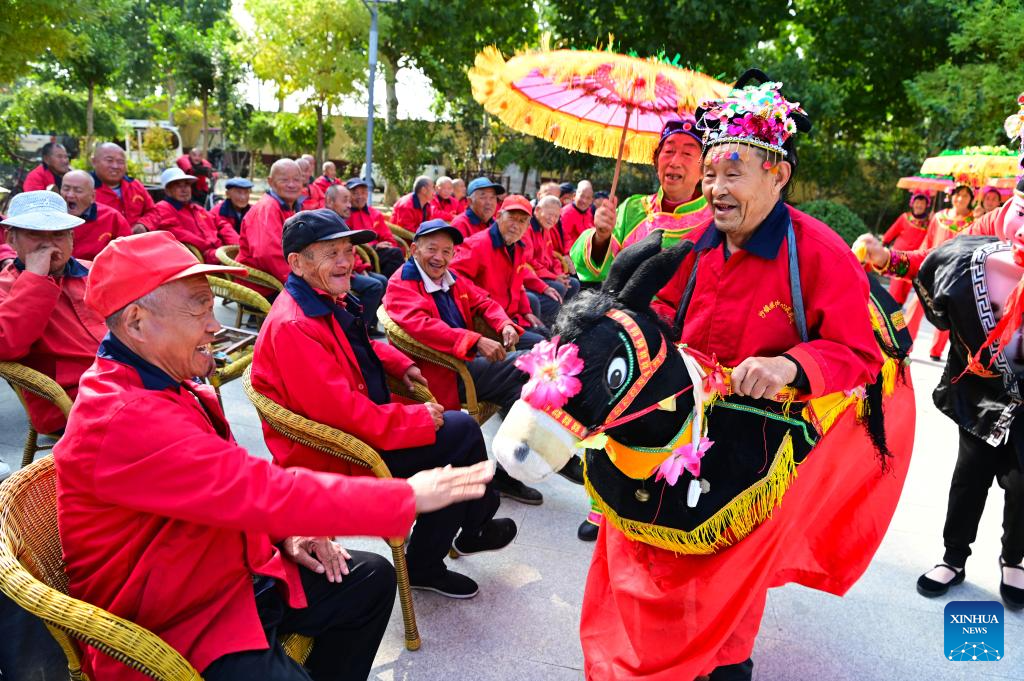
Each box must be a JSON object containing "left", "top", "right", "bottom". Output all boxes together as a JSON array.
[{"left": 468, "top": 46, "right": 731, "bottom": 195}]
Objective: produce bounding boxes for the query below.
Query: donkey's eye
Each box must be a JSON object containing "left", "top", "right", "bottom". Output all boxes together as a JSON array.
[{"left": 606, "top": 357, "right": 628, "bottom": 390}]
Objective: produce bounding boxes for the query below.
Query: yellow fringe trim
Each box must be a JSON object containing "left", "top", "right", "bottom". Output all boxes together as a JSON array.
[
  {"left": 586, "top": 432, "right": 797, "bottom": 555},
  {"left": 468, "top": 46, "right": 731, "bottom": 164}
]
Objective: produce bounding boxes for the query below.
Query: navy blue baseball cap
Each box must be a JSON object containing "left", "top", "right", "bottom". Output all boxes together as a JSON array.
[
  {"left": 559, "top": 182, "right": 576, "bottom": 196},
  {"left": 345, "top": 177, "right": 369, "bottom": 190},
  {"left": 225, "top": 177, "right": 254, "bottom": 189},
  {"left": 413, "top": 219, "right": 464, "bottom": 245},
  {"left": 466, "top": 177, "right": 506, "bottom": 196},
  {"left": 282, "top": 209, "right": 374, "bottom": 257}
]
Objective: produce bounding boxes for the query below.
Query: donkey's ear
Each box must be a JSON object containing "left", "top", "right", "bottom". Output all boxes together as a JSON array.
[
  {"left": 617, "top": 240, "right": 695, "bottom": 312},
  {"left": 602, "top": 230, "right": 664, "bottom": 297}
]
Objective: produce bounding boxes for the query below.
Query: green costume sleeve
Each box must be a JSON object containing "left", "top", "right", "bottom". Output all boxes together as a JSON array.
[
  {"left": 611, "top": 194, "right": 647, "bottom": 247},
  {"left": 571, "top": 227, "right": 618, "bottom": 284}
]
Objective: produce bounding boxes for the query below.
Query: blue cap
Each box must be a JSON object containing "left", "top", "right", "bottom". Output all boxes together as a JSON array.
[
  {"left": 345, "top": 177, "right": 369, "bottom": 190},
  {"left": 559, "top": 182, "right": 576, "bottom": 196},
  {"left": 594, "top": 190, "right": 610, "bottom": 199},
  {"left": 413, "top": 219, "right": 463, "bottom": 245},
  {"left": 282, "top": 209, "right": 375, "bottom": 258},
  {"left": 466, "top": 177, "right": 506, "bottom": 197},
  {"left": 225, "top": 177, "right": 253, "bottom": 189}
]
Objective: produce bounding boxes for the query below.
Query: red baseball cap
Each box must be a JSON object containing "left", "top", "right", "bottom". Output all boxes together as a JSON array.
[
  {"left": 86, "top": 231, "right": 246, "bottom": 317},
  {"left": 500, "top": 194, "right": 533, "bottom": 214}
]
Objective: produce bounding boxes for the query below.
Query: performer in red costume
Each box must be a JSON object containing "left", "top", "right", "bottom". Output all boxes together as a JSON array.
[{"left": 881, "top": 192, "right": 931, "bottom": 304}]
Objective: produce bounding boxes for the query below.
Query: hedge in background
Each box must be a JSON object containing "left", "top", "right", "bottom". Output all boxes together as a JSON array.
[{"left": 798, "top": 199, "right": 867, "bottom": 246}]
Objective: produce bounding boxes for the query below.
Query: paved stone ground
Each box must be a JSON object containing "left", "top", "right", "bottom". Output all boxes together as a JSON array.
[{"left": 1, "top": 307, "right": 1022, "bottom": 680}]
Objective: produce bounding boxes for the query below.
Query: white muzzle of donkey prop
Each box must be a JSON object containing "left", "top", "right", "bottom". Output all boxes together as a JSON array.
[{"left": 493, "top": 400, "right": 581, "bottom": 483}]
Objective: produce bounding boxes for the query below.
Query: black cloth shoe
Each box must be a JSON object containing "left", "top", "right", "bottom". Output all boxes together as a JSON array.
[
  {"left": 577, "top": 518, "right": 599, "bottom": 542},
  {"left": 410, "top": 568, "right": 479, "bottom": 599},
  {"left": 1000, "top": 559, "right": 1024, "bottom": 611},
  {"left": 558, "top": 454, "right": 585, "bottom": 485},
  {"left": 916, "top": 563, "right": 965, "bottom": 597},
  {"left": 709, "top": 657, "right": 753, "bottom": 680},
  {"left": 452, "top": 518, "right": 517, "bottom": 557},
  {"left": 493, "top": 466, "right": 543, "bottom": 505}
]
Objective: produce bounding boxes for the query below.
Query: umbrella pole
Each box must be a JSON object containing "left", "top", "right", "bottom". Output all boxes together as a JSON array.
[{"left": 610, "top": 106, "right": 633, "bottom": 198}]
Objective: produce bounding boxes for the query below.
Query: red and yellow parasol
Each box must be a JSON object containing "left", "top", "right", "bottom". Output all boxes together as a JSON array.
[{"left": 469, "top": 46, "right": 731, "bottom": 195}]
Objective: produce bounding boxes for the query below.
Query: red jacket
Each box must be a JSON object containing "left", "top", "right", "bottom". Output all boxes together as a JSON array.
[
  {"left": 896, "top": 202, "right": 1005, "bottom": 280},
  {"left": 312, "top": 175, "right": 337, "bottom": 194},
  {"left": 23, "top": 163, "right": 60, "bottom": 191},
  {"left": 239, "top": 192, "right": 298, "bottom": 284},
  {"left": 881, "top": 212, "right": 929, "bottom": 251},
  {"left": 450, "top": 223, "right": 537, "bottom": 327},
  {"left": 349, "top": 204, "right": 398, "bottom": 247},
  {"left": 450, "top": 208, "right": 494, "bottom": 240},
  {"left": 139, "top": 199, "right": 239, "bottom": 264},
  {"left": 652, "top": 203, "right": 881, "bottom": 397},
  {"left": 92, "top": 173, "right": 155, "bottom": 226},
  {"left": 384, "top": 259, "right": 521, "bottom": 409},
  {"left": 523, "top": 218, "right": 566, "bottom": 280},
  {"left": 391, "top": 192, "right": 433, "bottom": 233},
  {"left": 212, "top": 200, "right": 250, "bottom": 234},
  {"left": 56, "top": 340, "right": 416, "bottom": 681},
  {"left": 561, "top": 202, "right": 594, "bottom": 250},
  {"left": 0, "top": 228, "right": 14, "bottom": 262},
  {"left": 73, "top": 203, "right": 133, "bottom": 260},
  {"left": 430, "top": 195, "right": 460, "bottom": 222},
  {"left": 176, "top": 155, "right": 214, "bottom": 194},
  {"left": 252, "top": 275, "right": 436, "bottom": 475},
  {"left": 0, "top": 259, "right": 105, "bottom": 433},
  {"left": 301, "top": 182, "right": 325, "bottom": 211}
]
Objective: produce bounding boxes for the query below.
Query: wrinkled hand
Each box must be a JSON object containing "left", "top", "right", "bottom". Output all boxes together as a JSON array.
[
  {"left": 23, "top": 243, "right": 62, "bottom": 276},
  {"left": 731, "top": 356, "right": 799, "bottom": 399},
  {"left": 408, "top": 460, "right": 495, "bottom": 513},
  {"left": 543, "top": 286, "right": 563, "bottom": 303},
  {"left": 424, "top": 402, "right": 445, "bottom": 430},
  {"left": 861, "top": 237, "right": 890, "bottom": 269},
  {"left": 131, "top": 223, "right": 148, "bottom": 235},
  {"left": 477, "top": 336, "right": 507, "bottom": 362},
  {"left": 403, "top": 365, "right": 428, "bottom": 391},
  {"left": 282, "top": 536, "right": 351, "bottom": 583},
  {"left": 593, "top": 197, "right": 617, "bottom": 238},
  {"left": 501, "top": 324, "right": 519, "bottom": 349},
  {"left": 525, "top": 313, "right": 544, "bottom": 330}
]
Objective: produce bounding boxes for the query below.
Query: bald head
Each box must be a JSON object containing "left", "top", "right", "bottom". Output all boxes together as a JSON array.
[
  {"left": 574, "top": 180, "right": 594, "bottom": 211},
  {"left": 324, "top": 184, "right": 351, "bottom": 219},
  {"left": 60, "top": 170, "right": 97, "bottom": 216},
  {"left": 269, "top": 159, "right": 303, "bottom": 204},
  {"left": 91, "top": 143, "right": 127, "bottom": 186},
  {"left": 322, "top": 161, "right": 336, "bottom": 179}
]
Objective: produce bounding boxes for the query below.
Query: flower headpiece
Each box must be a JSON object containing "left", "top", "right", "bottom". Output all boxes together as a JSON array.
[
  {"left": 1005, "top": 91, "right": 1024, "bottom": 174},
  {"left": 514, "top": 336, "right": 584, "bottom": 410},
  {"left": 695, "top": 69, "right": 811, "bottom": 165}
]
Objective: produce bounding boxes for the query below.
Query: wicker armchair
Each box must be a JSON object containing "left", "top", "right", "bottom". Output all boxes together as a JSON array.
[
  {"left": 355, "top": 244, "right": 381, "bottom": 273},
  {"left": 0, "top": 361, "right": 73, "bottom": 468},
  {"left": 215, "top": 245, "right": 283, "bottom": 294},
  {"left": 203, "top": 276, "right": 269, "bottom": 404},
  {"left": 376, "top": 308, "right": 501, "bottom": 425},
  {"left": 0, "top": 456, "right": 313, "bottom": 680},
  {"left": 386, "top": 222, "right": 412, "bottom": 255},
  {"left": 242, "top": 366, "right": 424, "bottom": 651}
]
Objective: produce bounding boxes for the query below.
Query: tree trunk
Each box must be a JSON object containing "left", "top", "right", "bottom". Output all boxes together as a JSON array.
[
  {"left": 383, "top": 58, "right": 399, "bottom": 129},
  {"left": 315, "top": 102, "right": 325, "bottom": 168},
  {"left": 520, "top": 166, "right": 529, "bottom": 194},
  {"left": 85, "top": 82, "right": 95, "bottom": 156},
  {"left": 201, "top": 97, "right": 209, "bottom": 153},
  {"left": 167, "top": 76, "right": 176, "bottom": 125}
]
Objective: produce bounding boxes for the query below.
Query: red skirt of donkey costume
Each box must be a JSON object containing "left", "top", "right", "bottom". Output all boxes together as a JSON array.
[{"left": 580, "top": 376, "right": 915, "bottom": 680}]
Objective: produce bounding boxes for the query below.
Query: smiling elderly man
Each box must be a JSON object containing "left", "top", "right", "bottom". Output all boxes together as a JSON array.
[
  {"left": 450, "top": 177, "right": 505, "bottom": 240},
  {"left": 239, "top": 158, "right": 304, "bottom": 290},
  {"left": 23, "top": 141, "right": 70, "bottom": 191},
  {"left": 60, "top": 169, "right": 132, "bottom": 260},
  {"left": 252, "top": 209, "right": 516, "bottom": 599},
  {"left": 55, "top": 229, "right": 492, "bottom": 681},
  {"left": 90, "top": 142, "right": 155, "bottom": 231}
]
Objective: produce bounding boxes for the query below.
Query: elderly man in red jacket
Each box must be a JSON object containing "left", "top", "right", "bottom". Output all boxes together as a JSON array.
[
  {"left": 429, "top": 176, "right": 459, "bottom": 222},
  {"left": 56, "top": 229, "right": 492, "bottom": 681},
  {"left": 90, "top": 143, "right": 155, "bottom": 231},
  {"left": 452, "top": 194, "right": 562, "bottom": 334},
  {"left": 60, "top": 169, "right": 132, "bottom": 260},
  {"left": 239, "top": 158, "right": 304, "bottom": 286},
  {"left": 390, "top": 176, "right": 435, "bottom": 233},
  {"left": 450, "top": 177, "right": 504, "bottom": 239},
  {"left": 23, "top": 141, "right": 70, "bottom": 191},
  {"left": 176, "top": 147, "right": 216, "bottom": 205},
  {"left": 0, "top": 191, "right": 106, "bottom": 443},
  {"left": 139, "top": 167, "right": 239, "bottom": 264},
  {"left": 211, "top": 177, "right": 253, "bottom": 233},
  {"left": 331, "top": 180, "right": 404, "bottom": 277},
  {"left": 297, "top": 157, "right": 325, "bottom": 211},
  {"left": 560, "top": 179, "right": 595, "bottom": 248},
  {"left": 312, "top": 161, "right": 339, "bottom": 195},
  {"left": 252, "top": 209, "right": 517, "bottom": 599}
]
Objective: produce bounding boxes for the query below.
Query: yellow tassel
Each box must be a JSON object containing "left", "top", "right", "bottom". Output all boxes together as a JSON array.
[
  {"left": 586, "top": 432, "right": 798, "bottom": 554},
  {"left": 880, "top": 357, "right": 898, "bottom": 397}
]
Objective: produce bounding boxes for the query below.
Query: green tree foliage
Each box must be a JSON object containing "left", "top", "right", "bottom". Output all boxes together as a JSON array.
[
  {"left": 6, "top": 82, "right": 123, "bottom": 139},
  {"left": 246, "top": 111, "right": 335, "bottom": 158},
  {"left": 0, "top": 0, "right": 89, "bottom": 84}
]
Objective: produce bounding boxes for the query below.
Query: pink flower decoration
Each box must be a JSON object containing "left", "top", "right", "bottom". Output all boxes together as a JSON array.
[
  {"left": 655, "top": 437, "right": 714, "bottom": 486},
  {"left": 703, "top": 364, "right": 728, "bottom": 397},
  {"left": 514, "top": 336, "right": 584, "bottom": 410}
]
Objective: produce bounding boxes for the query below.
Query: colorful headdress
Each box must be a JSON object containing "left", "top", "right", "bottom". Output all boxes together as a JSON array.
[
  {"left": 1005, "top": 91, "right": 1024, "bottom": 174},
  {"left": 908, "top": 191, "right": 930, "bottom": 207},
  {"left": 695, "top": 69, "right": 811, "bottom": 165}
]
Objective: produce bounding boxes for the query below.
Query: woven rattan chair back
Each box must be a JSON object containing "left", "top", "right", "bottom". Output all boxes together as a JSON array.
[
  {"left": 215, "top": 245, "right": 283, "bottom": 293},
  {"left": 0, "top": 361, "right": 74, "bottom": 468}
]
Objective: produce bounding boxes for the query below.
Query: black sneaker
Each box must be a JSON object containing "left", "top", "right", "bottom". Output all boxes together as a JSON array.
[
  {"left": 452, "top": 518, "right": 518, "bottom": 556},
  {"left": 410, "top": 568, "right": 479, "bottom": 599},
  {"left": 577, "top": 518, "right": 599, "bottom": 542},
  {"left": 558, "top": 454, "right": 585, "bottom": 485},
  {"left": 493, "top": 466, "right": 543, "bottom": 505},
  {"left": 1000, "top": 558, "right": 1024, "bottom": 611},
  {"left": 916, "top": 563, "right": 965, "bottom": 597}
]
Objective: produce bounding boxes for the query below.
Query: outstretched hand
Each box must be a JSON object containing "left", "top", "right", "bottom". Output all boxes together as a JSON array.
[{"left": 408, "top": 460, "right": 495, "bottom": 513}]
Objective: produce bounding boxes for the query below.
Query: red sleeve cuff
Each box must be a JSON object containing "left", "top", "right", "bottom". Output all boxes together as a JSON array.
[{"left": 784, "top": 345, "right": 825, "bottom": 396}]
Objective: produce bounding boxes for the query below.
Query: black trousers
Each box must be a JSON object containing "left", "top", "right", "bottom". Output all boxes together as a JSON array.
[
  {"left": 204, "top": 552, "right": 396, "bottom": 681},
  {"left": 380, "top": 411, "right": 500, "bottom": 580},
  {"left": 942, "top": 427, "right": 1024, "bottom": 567},
  {"left": 374, "top": 246, "right": 405, "bottom": 278},
  {"left": 464, "top": 353, "right": 528, "bottom": 411}
]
